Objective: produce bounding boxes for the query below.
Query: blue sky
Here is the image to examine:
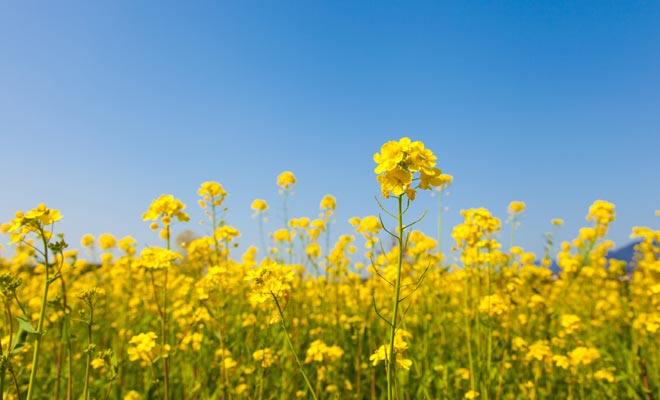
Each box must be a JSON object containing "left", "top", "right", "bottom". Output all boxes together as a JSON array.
[{"left": 1, "top": 1, "right": 659, "bottom": 261}]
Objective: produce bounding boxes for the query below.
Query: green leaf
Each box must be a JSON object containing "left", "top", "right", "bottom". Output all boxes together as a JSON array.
[
  {"left": 11, "top": 329, "right": 29, "bottom": 353},
  {"left": 11, "top": 316, "right": 38, "bottom": 353},
  {"left": 16, "top": 316, "right": 38, "bottom": 333}
]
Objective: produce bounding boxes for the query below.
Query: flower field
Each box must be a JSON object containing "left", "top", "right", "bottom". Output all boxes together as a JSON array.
[{"left": 1, "top": 138, "right": 659, "bottom": 400}]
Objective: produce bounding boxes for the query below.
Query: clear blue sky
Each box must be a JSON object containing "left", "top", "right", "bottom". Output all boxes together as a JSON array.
[{"left": 1, "top": 1, "right": 659, "bottom": 260}]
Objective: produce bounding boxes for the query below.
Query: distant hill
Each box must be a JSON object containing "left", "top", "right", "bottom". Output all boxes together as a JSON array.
[
  {"left": 606, "top": 239, "right": 642, "bottom": 265},
  {"left": 548, "top": 239, "right": 642, "bottom": 273}
]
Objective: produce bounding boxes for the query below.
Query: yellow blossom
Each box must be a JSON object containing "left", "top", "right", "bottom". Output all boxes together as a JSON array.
[
  {"left": 80, "top": 234, "right": 95, "bottom": 247},
  {"left": 320, "top": 194, "right": 336, "bottom": 210},
  {"left": 98, "top": 233, "right": 117, "bottom": 250},
  {"left": 277, "top": 171, "right": 296, "bottom": 190},
  {"left": 508, "top": 201, "right": 526, "bottom": 214}
]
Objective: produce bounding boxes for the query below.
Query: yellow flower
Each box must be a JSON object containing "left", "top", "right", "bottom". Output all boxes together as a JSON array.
[
  {"left": 253, "top": 348, "right": 276, "bottom": 368},
  {"left": 215, "top": 226, "right": 240, "bottom": 242},
  {"left": 123, "top": 391, "right": 142, "bottom": 400},
  {"left": 98, "top": 233, "right": 117, "bottom": 250},
  {"left": 251, "top": 199, "right": 269, "bottom": 213},
  {"left": 198, "top": 181, "right": 227, "bottom": 207},
  {"left": 456, "top": 368, "right": 470, "bottom": 380},
  {"left": 559, "top": 314, "right": 582, "bottom": 336},
  {"left": 568, "top": 346, "right": 600, "bottom": 366},
  {"left": 553, "top": 355, "right": 570, "bottom": 369},
  {"left": 3, "top": 204, "right": 62, "bottom": 244},
  {"left": 374, "top": 137, "right": 445, "bottom": 199},
  {"left": 118, "top": 236, "right": 137, "bottom": 256},
  {"left": 320, "top": 194, "right": 336, "bottom": 211},
  {"left": 127, "top": 332, "right": 158, "bottom": 363},
  {"left": 244, "top": 259, "right": 295, "bottom": 305},
  {"left": 305, "top": 339, "right": 344, "bottom": 363},
  {"left": 272, "top": 229, "right": 293, "bottom": 242},
  {"left": 306, "top": 242, "right": 321, "bottom": 258},
  {"left": 369, "top": 330, "right": 413, "bottom": 370},
  {"left": 277, "top": 171, "right": 296, "bottom": 190},
  {"left": 507, "top": 201, "right": 526, "bottom": 214},
  {"left": 551, "top": 218, "right": 564, "bottom": 226},
  {"left": 142, "top": 194, "right": 190, "bottom": 224},
  {"left": 478, "top": 294, "right": 509, "bottom": 316},
  {"left": 80, "top": 234, "right": 95, "bottom": 247},
  {"left": 525, "top": 340, "right": 553, "bottom": 362},
  {"left": 594, "top": 369, "right": 615, "bottom": 383},
  {"left": 138, "top": 247, "right": 182, "bottom": 270},
  {"left": 465, "top": 391, "right": 480, "bottom": 399},
  {"left": 91, "top": 358, "right": 105, "bottom": 369}
]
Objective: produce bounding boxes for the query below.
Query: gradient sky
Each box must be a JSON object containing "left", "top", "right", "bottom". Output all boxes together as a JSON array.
[{"left": 1, "top": 1, "right": 659, "bottom": 261}]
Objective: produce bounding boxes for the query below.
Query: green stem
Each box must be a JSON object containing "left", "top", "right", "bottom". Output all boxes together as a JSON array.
[
  {"left": 82, "top": 306, "right": 94, "bottom": 400},
  {"left": 1, "top": 359, "right": 5, "bottom": 400},
  {"left": 464, "top": 267, "right": 475, "bottom": 393},
  {"left": 26, "top": 232, "right": 51, "bottom": 400},
  {"left": 164, "top": 228, "right": 171, "bottom": 400},
  {"left": 163, "top": 269, "right": 170, "bottom": 400},
  {"left": 271, "top": 294, "right": 318, "bottom": 400},
  {"left": 387, "top": 195, "right": 405, "bottom": 400}
]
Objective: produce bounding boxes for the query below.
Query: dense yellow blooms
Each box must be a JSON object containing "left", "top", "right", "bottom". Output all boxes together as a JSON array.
[
  {"left": 253, "top": 348, "right": 276, "bottom": 368},
  {"left": 1, "top": 164, "right": 656, "bottom": 399},
  {"left": 244, "top": 259, "right": 295, "bottom": 305},
  {"left": 304, "top": 340, "right": 344, "bottom": 363},
  {"left": 127, "top": 332, "right": 158, "bottom": 363},
  {"left": 139, "top": 247, "right": 182, "bottom": 270}
]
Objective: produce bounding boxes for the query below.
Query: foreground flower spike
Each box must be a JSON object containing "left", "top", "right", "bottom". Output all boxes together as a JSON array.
[
  {"left": 372, "top": 137, "right": 446, "bottom": 400},
  {"left": 373, "top": 137, "right": 443, "bottom": 200},
  {"left": 2, "top": 203, "right": 62, "bottom": 244}
]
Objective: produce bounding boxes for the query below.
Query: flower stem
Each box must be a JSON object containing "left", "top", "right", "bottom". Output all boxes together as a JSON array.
[
  {"left": 272, "top": 293, "right": 318, "bottom": 400},
  {"left": 387, "top": 195, "right": 404, "bottom": 400},
  {"left": 26, "top": 232, "right": 51, "bottom": 400}
]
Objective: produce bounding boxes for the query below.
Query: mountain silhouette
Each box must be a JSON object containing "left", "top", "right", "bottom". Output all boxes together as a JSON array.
[{"left": 547, "top": 239, "right": 642, "bottom": 274}]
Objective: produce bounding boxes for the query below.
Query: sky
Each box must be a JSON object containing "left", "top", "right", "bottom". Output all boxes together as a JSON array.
[{"left": 1, "top": 1, "right": 659, "bottom": 262}]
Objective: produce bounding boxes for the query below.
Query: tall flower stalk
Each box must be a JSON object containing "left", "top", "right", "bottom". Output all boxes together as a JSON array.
[
  {"left": 1, "top": 204, "right": 65, "bottom": 400},
  {"left": 142, "top": 194, "right": 190, "bottom": 400},
  {"left": 371, "top": 137, "right": 447, "bottom": 400}
]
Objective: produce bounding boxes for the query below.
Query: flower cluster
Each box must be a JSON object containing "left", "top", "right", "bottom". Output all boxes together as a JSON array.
[
  {"left": 142, "top": 195, "right": 190, "bottom": 239},
  {"left": 139, "top": 247, "right": 182, "bottom": 270},
  {"left": 244, "top": 259, "right": 295, "bottom": 305},
  {"left": 370, "top": 329, "right": 413, "bottom": 370},
  {"left": 304, "top": 340, "right": 344, "bottom": 363},
  {"left": 198, "top": 181, "right": 227, "bottom": 208},
  {"left": 373, "top": 137, "right": 444, "bottom": 199},
  {"left": 1, "top": 204, "right": 62, "bottom": 244},
  {"left": 277, "top": 171, "right": 296, "bottom": 191}
]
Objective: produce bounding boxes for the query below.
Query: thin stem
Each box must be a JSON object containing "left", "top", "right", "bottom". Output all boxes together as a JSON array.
[
  {"left": 386, "top": 195, "right": 405, "bottom": 400},
  {"left": 162, "top": 268, "right": 170, "bottom": 400},
  {"left": 26, "top": 230, "right": 51, "bottom": 400},
  {"left": 82, "top": 305, "right": 94, "bottom": 400},
  {"left": 271, "top": 293, "right": 319, "bottom": 400}
]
